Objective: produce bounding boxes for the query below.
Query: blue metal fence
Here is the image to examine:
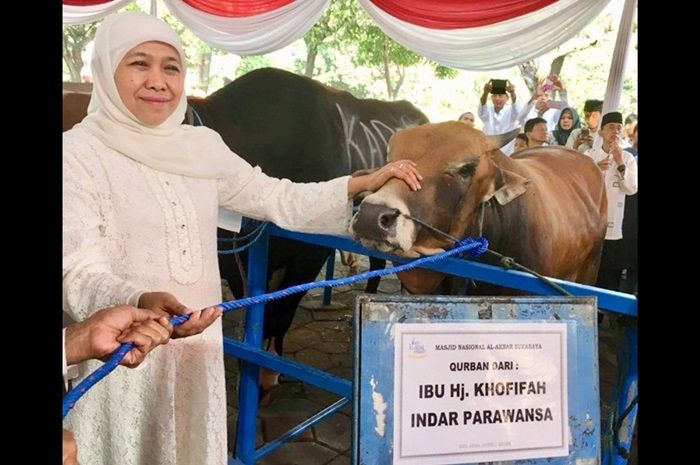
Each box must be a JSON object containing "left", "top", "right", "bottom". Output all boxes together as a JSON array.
[{"left": 224, "top": 224, "right": 637, "bottom": 464}]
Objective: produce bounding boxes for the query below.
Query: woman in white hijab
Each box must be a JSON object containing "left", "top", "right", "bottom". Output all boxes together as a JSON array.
[{"left": 63, "top": 11, "right": 421, "bottom": 465}]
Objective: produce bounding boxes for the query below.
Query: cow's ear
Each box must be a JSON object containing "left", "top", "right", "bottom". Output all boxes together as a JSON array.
[
  {"left": 486, "top": 167, "right": 532, "bottom": 205},
  {"left": 485, "top": 128, "right": 521, "bottom": 151},
  {"left": 350, "top": 168, "right": 379, "bottom": 177}
]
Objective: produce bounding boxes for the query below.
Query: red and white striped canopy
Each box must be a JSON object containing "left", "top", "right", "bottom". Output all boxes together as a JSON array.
[{"left": 63, "top": 0, "right": 611, "bottom": 70}]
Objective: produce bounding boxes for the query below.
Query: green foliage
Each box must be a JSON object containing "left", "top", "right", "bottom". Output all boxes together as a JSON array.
[
  {"left": 304, "top": 0, "right": 360, "bottom": 50},
  {"left": 161, "top": 12, "right": 212, "bottom": 66},
  {"left": 235, "top": 56, "right": 273, "bottom": 78},
  {"left": 354, "top": 25, "right": 420, "bottom": 68},
  {"left": 63, "top": 22, "right": 101, "bottom": 82},
  {"left": 302, "top": 0, "right": 361, "bottom": 76},
  {"left": 62, "top": 0, "right": 637, "bottom": 122},
  {"left": 433, "top": 65, "right": 458, "bottom": 80}
]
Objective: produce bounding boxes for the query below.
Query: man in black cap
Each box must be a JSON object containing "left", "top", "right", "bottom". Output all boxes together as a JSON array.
[
  {"left": 478, "top": 78, "right": 523, "bottom": 155},
  {"left": 584, "top": 111, "right": 638, "bottom": 291},
  {"left": 566, "top": 99, "right": 604, "bottom": 152}
]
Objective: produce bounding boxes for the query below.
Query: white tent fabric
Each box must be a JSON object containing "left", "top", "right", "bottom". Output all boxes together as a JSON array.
[
  {"left": 602, "top": 0, "right": 637, "bottom": 114},
  {"left": 357, "top": 0, "right": 611, "bottom": 71},
  {"left": 63, "top": 0, "right": 133, "bottom": 25},
  {"left": 163, "top": 0, "right": 331, "bottom": 56}
]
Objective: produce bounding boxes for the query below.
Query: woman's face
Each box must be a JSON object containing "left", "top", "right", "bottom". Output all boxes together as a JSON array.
[
  {"left": 559, "top": 111, "right": 573, "bottom": 130},
  {"left": 114, "top": 41, "right": 184, "bottom": 127}
]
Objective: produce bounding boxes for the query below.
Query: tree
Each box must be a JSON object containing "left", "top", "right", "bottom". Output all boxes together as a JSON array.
[
  {"left": 349, "top": 13, "right": 456, "bottom": 100},
  {"left": 354, "top": 26, "right": 456, "bottom": 100},
  {"left": 517, "top": 10, "right": 613, "bottom": 97},
  {"left": 63, "top": 23, "right": 98, "bottom": 82},
  {"left": 161, "top": 13, "right": 217, "bottom": 95},
  {"left": 301, "top": 0, "right": 360, "bottom": 77}
]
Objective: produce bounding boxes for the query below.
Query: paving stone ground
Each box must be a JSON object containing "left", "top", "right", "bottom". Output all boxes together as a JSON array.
[{"left": 222, "top": 252, "right": 637, "bottom": 465}]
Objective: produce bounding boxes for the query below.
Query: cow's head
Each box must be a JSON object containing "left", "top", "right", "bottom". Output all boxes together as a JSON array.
[{"left": 350, "top": 121, "right": 529, "bottom": 293}]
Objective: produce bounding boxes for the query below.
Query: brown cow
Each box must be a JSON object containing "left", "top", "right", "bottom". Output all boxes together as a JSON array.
[{"left": 350, "top": 121, "right": 607, "bottom": 294}]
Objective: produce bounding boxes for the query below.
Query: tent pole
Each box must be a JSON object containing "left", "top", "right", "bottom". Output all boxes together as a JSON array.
[{"left": 602, "top": 0, "right": 637, "bottom": 114}]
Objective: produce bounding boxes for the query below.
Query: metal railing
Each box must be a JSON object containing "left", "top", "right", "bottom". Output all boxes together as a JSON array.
[{"left": 225, "top": 224, "right": 637, "bottom": 464}]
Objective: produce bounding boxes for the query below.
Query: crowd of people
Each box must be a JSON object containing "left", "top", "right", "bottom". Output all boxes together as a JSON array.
[{"left": 458, "top": 76, "right": 638, "bottom": 294}]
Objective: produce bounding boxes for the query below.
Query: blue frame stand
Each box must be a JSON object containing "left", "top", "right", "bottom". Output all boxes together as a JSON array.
[
  {"left": 353, "top": 295, "right": 600, "bottom": 465},
  {"left": 223, "top": 225, "right": 637, "bottom": 465}
]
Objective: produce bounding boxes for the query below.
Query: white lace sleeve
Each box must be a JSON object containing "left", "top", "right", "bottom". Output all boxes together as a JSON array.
[
  {"left": 217, "top": 154, "right": 352, "bottom": 235},
  {"left": 63, "top": 134, "right": 147, "bottom": 321}
]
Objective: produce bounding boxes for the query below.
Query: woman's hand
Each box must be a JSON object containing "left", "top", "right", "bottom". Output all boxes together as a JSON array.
[
  {"left": 347, "top": 159, "right": 422, "bottom": 197},
  {"left": 138, "top": 291, "right": 222, "bottom": 338},
  {"left": 138, "top": 291, "right": 188, "bottom": 317},
  {"left": 170, "top": 306, "right": 223, "bottom": 338}
]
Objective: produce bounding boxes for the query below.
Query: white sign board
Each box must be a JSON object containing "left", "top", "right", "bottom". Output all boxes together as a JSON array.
[{"left": 393, "top": 322, "right": 568, "bottom": 465}]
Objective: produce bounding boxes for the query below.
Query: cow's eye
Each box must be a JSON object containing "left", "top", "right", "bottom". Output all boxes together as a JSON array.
[{"left": 457, "top": 164, "right": 475, "bottom": 178}]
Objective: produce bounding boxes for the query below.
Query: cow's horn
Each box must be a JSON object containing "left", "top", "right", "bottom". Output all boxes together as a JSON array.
[{"left": 486, "top": 128, "right": 521, "bottom": 151}]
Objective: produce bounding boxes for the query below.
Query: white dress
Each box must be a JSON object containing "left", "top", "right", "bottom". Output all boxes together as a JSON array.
[{"left": 63, "top": 126, "right": 351, "bottom": 465}]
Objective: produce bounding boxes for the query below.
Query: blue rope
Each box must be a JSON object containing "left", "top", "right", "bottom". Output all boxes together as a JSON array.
[
  {"left": 190, "top": 106, "right": 204, "bottom": 127},
  {"left": 217, "top": 222, "right": 268, "bottom": 255},
  {"left": 217, "top": 221, "right": 267, "bottom": 243},
  {"left": 62, "top": 236, "right": 488, "bottom": 420}
]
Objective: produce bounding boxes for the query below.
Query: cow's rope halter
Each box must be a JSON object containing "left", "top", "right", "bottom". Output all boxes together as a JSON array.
[{"left": 398, "top": 206, "right": 572, "bottom": 299}]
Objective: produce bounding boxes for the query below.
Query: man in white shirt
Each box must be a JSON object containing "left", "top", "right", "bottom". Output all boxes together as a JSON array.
[
  {"left": 478, "top": 79, "right": 524, "bottom": 155},
  {"left": 63, "top": 305, "right": 173, "bottom": 465},
  {"left": 584, "top": 111, "right": 638, "bottom": 290},
  {"left": 567, "top": 99, "right": 604, "bottom": 152}
]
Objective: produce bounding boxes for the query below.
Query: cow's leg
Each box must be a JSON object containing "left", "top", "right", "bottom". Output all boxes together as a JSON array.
[
  {"left": 258, "top": 238, "right": 332, "bottom": 403},
  {"left": 339, "top": 251, "right": 359, "bottom": 275},
  {"left": 216, "top": 228, "right": 290, "bottom": 402},
  {"left": 438, "top": 275, "right": 472, "bottom": 295},
  {"left": 263, "top": 240, "right": 333, "bottom": 353},
  {"left": 574, "top": 239, "right": 606, "bottom": 286},
  {"left": 365, "top": 257, "right": 386, "bottom": 293}
]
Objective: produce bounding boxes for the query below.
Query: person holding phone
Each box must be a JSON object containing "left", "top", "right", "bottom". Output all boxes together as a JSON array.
[
  {"left": 580, "top": 127, "right": 590, "bottom": 142},
  {"left": 584, "top": 112, "right": 638, "bottom": 291},
  {"left": 566, "top": 99, "right": 604, "bottom": 152},
  {"left": 477, "top": 78, "right": 523, "bottom": 155},
  {"left": 517, "top": 74, "right": 570, "bottom": 133}
]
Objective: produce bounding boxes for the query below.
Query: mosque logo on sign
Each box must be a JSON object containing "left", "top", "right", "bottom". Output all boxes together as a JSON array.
[{"left": 407, "top": 338, "right": 427, "bottom": 359}]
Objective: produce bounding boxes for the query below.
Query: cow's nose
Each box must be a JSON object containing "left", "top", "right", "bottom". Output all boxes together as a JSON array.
[
  {"left": 352, "top": 203, "right": 400, "bottom": 240},
  {"left": 378, "top": 209, "right": 399, "bottom": 232}
]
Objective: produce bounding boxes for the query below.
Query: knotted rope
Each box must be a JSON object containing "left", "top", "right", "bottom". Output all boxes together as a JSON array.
[{"left": 62, "top": 236, "right": 488, "bottom": 419}]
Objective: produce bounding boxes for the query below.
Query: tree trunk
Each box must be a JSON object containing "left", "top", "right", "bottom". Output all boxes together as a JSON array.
[
  {"left": 518, "top": 60, "right": 539, "bottom": 95},
  {"left": 392, "top": 65, "right": 405, "bottom": 98},
  {"left": 305, "top": 45, "right": 318, "bottom": 77},
  {"left": 549, "top": 55, "right": 566, "bottom": 77},
  {"left": 63, "top": 24, "right": 97, "bottom": 83},
  {"left": 197, "top": 49, "right": 212, "bottom": 94},
  {"left": 63, "top": 41, "right": 83, "bottom": 82},
  {"left": 382, "top": 37, "right": 394, "bottom": 99}
]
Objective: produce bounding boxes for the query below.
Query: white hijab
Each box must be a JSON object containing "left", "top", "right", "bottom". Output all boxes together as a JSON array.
[{"left": 77, "top": 12, "right": 235, "bottom": 179}]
